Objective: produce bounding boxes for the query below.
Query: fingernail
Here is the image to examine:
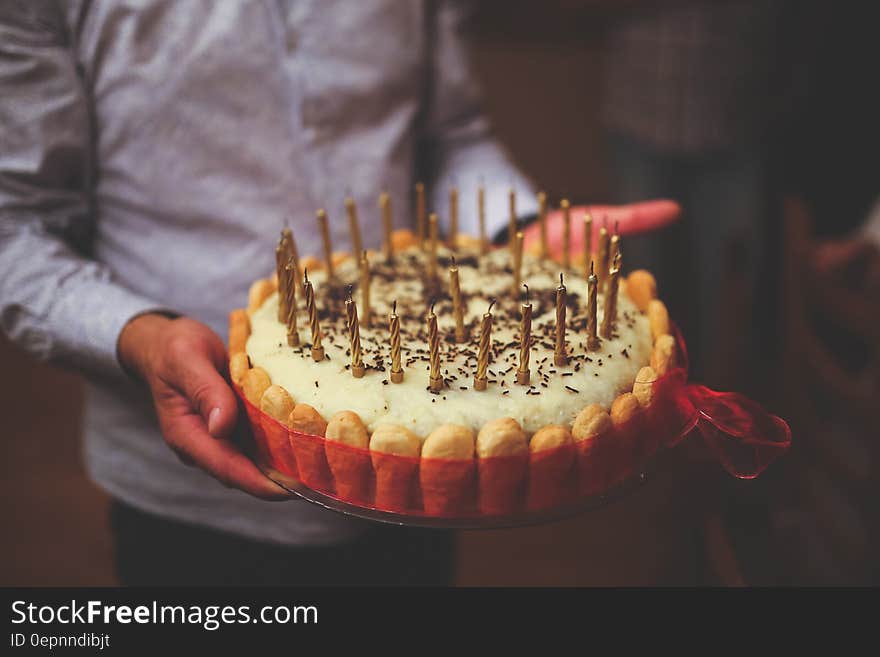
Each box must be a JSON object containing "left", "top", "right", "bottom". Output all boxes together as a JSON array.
[{"left": 207, "top": 407, "right": 221, "bottom": 438}]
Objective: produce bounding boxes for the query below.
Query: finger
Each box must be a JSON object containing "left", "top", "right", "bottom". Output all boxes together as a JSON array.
[
  {"left": 166, "top": 411, "right": 292, "bottom": 500},
  {"left": 587, "top": 200, "right": 682, "bottom": 235},
  {"left": 525, "top": 200, "right": 682, "bottom": 259},
  {"left": 164, "top": 346, "right": 239, "bottom": 441}
]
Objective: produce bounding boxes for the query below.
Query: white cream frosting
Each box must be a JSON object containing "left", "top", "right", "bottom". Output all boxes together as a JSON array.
[{"left": 246, "top": 246, "right": 652, "bottom": 437}]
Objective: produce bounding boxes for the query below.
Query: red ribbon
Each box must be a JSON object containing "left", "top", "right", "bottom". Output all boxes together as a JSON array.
[{"left": 659, "top": 325, "right": 792, "bottom": 479}]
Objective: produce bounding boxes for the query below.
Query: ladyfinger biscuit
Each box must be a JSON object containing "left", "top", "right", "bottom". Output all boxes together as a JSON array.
[
  {"left": 300, "top": 255, "right": 322, "bottom": 274},
  {"left": 571, "top": 404, "right": 613, "bottom": 442},
  {"left": 476, "top": 417, "right": 528, "bottom": 457},
  {"left": 229, "top": 352, "right": 250, "bottom": 387},
  {"left": 260, "top": 385, "right": 295, "bottom": 424},
  {"left": 650, "top": 333, "right": 677, "bottom": 376},
  {"left": 392, "top": 229, "right": 418, "bottom": 251},
  {"left": 476, "top": 418, "right": 528, "bottom": 514},
  {"left": 647, "top": 299, "right": 670, "bottom": 342},
  {"left": 370, "top": 424, "right": 421, "bottom": 511},
  {"left": 571, "top": 404, "right": 614, "bottom": 497},
  {"left": 369, "top": 424, "right": 421, "bottom": 457},
  {"left": 421, "top": 424, "right": 476, "bottom": 515},
  {"left": 529, "top": 425, "right": 574, "bottom": 452},
  {"left": 228, "top": 309, "right": 250, "bottom": 355},
  {"left": 610, "top": 392, "right": 642, "bottom": 426},
  {"left": 422, "top": 424, "right": 476, "bottom": 459},
  {"left": 632, "top": 366, "right": 657, "bottom": 407},
  {"left": 626, "top": 270, "right": 657, "bottom": 311},
  {"left": 247, "top": 279, "right": 274, "bottom": 314},
  {"left": 324, "top": 411, "right": 370, "bottom": 504},
  {"left": 242, "top": 367, "right": 271, "bottom": 406},
  {"left": 325, "top": 410, "right": 369, "bottom": 448},
  {"left": 528, "top": 425, "right": 575, "bottom": 510},
  {"left": 288, "top": 403, "right": 328, "bottom": 437},
  {"left": 454, "top": 233, "right": 483, "bottom": 250}
]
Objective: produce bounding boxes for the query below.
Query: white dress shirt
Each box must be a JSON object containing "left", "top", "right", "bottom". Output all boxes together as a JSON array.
[{"left": 0, "top": 0, "right": 536, "bottom": 545}]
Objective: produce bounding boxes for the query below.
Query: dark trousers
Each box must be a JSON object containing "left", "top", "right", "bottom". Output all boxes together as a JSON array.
[{"left": 110, "top": 501, "right": 455, "bottom": 586}]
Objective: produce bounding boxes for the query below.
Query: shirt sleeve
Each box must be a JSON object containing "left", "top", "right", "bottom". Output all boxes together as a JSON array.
[
  {"left": 422, "top": 1, "right": 538, "bottom": 241},
  {"left": 0, "top": 4, "right": 168, "bottom": 378}
]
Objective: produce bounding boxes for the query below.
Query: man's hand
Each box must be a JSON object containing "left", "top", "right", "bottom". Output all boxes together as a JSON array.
[
  {"left": 118, "top": 314, "right": 290, "bottom": 500},
  {"left": 523, "top": 199, "right": 682, "bottom": 259}
]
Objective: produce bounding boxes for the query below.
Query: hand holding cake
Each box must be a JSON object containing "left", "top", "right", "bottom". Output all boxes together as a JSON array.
[{"left": 118, "top": 314, "right": 290, "bottom": 500}]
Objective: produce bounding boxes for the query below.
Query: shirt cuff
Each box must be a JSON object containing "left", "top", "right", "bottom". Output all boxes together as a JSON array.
[
  {"left": 429, "top": 142, "right": 539, "bottom": 241},
  {"left": 49, "top": 279, "right": 176, "bottom": 378}
]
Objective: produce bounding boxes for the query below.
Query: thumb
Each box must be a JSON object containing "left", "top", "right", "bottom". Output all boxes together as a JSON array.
[{"left": 167, "top": 344, "right": 239, "bottom": 441}]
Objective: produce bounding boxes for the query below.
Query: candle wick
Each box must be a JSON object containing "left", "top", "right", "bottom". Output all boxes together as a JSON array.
[
  {"left": 522, "top": 283, "right": 530, "bottom": 304},
  {"left": 590, "top": 261, "right": 594, "bottom": 276},
  {"left": 451, "top": 254, "right": 456, "bottom": 267},
  {"left": 559, "top": 272, "right": 564, "bottom": 286},
  {"left": 346, "top": 283, "right": 354, "bottom": 301},
  {"left": 392, "top": 299, "right": 397, "bottom": 314},
  {"left": 488, "top": 297, "right": 496, "bottom": 314},
  {"left": 304, "top": 268, "right": 309, "bottom": 284}
]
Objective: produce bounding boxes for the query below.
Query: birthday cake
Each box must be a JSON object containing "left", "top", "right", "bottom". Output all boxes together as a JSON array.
[{"left": 229, "top": 193, "right": 679, "bottom": 516}]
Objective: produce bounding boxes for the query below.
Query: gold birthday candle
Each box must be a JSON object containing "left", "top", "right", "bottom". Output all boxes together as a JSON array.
[
  {"left": 511, "top": 230, "right": 524, "bottom": 296},
  {"left": 508, "top": 187, "right": 517, "bottom": 249},
  {"left": 316, "top": 209, "right": 334, "bottom": 279},
  {"left": 428, "top": 213, "right": 439, "bottom": 281},
  {"left": 379, "top": 191, "right": 393, "bottom": 262},
  {"left": 537, "top": 191, "right": 548, "bottom": 259},
  {"left": 427, "top": 302, "right": 442, "bottom": 392},
  {"left": 587, "top": 261, "right": 600, "bottom": 351},
  {"left": 601, "top": 251, "right": 622, "bottom": 340},
  {"left": 359, "top": 250, "right": 371, "bottom": 328},
  {"left": 449, "top": 185, "right": 459, "bottom": 249},
  {"left": 516, "top": 284, "right": 532, "bottom": 385},
  {"left": 597, "top": 218, "right": 609, "bottom": 288},
  {"left": 285, "top": 261, "right": 299, "bottom": 347},
  {"left": 284, "top": 228, "right": 305, "bottom": 297},
  {"left": 473, "top": 298, "right": 495, "bottom": 391},
  {"left": 389, "top": 299, "right": 403, "bottom": 383},
  {"left": 555, "top": 273, "right": 568, "bottom": 366},
  {"left": 561, "top": 198, "right": 571, "bottom": 269},
  {"left": 449, "top": 256, "right": 466, "bottom": 343},
  {"left": 415, "top": 182, "right": 426, "bottom": 251},
  {"left": 304, "top": 269, "right": 324, "bottom": 361},
  {"left": 345, "top": 285, "right": 365, "bottom": 378},
  {"left": 478, "top": 182, "right": 488, "bottom": 254},
  {"left": 276, "top": 232, "right": 290, "bottom": 323},
  {"left": 345, "top": 197, "right": 363, "bottom": 263},
  {"left": 607, "top": 221, "right": 620, "bottom": 294},
  {"left": 582, "top": 212, "right": 593, "bottom": 280}
]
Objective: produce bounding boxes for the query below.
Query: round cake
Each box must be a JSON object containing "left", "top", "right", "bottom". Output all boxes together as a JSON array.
[{"left": 229, "top": 216, "right": 679, "bottom": 516}]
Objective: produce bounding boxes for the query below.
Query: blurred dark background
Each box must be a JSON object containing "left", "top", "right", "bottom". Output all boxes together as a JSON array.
[{"left": 2, "top": 0, "right": 877, "bottom": 585}]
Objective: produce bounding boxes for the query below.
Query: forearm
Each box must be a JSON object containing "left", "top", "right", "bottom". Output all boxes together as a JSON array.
[{"left": 0, "top": 220, "right": 171, "bottom": 378}]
